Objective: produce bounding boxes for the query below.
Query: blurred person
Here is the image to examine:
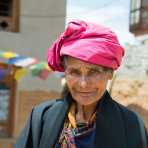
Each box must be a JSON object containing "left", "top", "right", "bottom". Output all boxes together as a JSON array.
[{"left": 15, "top": 20, "right": 148, "bottom": 148}]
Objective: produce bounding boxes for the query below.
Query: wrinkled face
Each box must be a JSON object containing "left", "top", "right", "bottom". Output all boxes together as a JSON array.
[{"left": 65, "top": 56, "right": 113, "bottom": 106}]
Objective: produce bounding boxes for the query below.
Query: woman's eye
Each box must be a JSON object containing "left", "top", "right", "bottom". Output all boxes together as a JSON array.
[
  {"left": 88, "top": 69, "right": 103, "bottom": 75},
  {"left": 68, "top": 70, "right": 81, "bottom": 76}
]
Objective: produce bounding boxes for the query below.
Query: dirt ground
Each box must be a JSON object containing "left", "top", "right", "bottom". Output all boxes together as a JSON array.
[{"left": 110, "top": 77, "right": 148, "bottom": 129}]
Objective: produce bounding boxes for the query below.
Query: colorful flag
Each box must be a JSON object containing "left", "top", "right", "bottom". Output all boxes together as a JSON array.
[
  {"left": 14, "top": 68, "right": 28, "bottom": 81},
  {"left": 30, "top": 62, "right": 48, "bottom": 76},
  {"left": 38, "top": 69, "right": 51, "bottom": 80},
  {"left": 8, "top": 56, "right": 37, "bottom": 67},
  {"left": 1, "top": 51, "right": 18, "bottom": 59},
  {"left": 0, "top": 49, "right": 52, "bottom": 80}
]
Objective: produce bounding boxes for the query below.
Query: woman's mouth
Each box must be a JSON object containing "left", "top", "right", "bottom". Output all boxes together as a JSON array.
[{"left": 76, "top": 91, "right": 95, "bottom": 96}]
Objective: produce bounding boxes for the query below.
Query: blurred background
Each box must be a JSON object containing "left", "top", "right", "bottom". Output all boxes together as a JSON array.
[{"left": 0, "top": 0, "right": 148, "bottom": 147}]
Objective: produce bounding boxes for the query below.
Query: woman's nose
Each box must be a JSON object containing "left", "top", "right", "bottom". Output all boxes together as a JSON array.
[{"left": 78, "top": 76, "right": 88, "bottom": 88}]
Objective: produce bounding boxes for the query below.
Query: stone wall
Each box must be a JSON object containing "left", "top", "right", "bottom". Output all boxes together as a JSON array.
[
  {"left": 109, "top": 39, "right": 148, "bottom": 129},
  {"left": 111, "top": 77, "right": 148, "bottom": 129},
  {"left": 118, "top": 40, "right": 148, "bottom": 78}
]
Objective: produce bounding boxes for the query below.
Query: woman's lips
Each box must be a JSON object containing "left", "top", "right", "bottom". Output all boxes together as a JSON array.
[{"left": 76, "top": 91, "right": 95, "bottom": 96}]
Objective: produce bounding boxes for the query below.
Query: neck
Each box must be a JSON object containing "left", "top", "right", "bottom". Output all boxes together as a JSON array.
[{"left": 76, "top": 102, "right": 97, "bottom": 123}]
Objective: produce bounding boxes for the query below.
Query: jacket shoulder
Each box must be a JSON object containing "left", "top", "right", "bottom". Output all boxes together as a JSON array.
[
  {"left": 31, "top": 98, "right": 65, "bottom": 147},
  {"left": 112, "top": 100, "right": 146, "bottom": 147},
  {"left": 32, "top": 98, "right": 66, "bottom": 125},
  {"left": 112, "top": 99, "right": 138, "bottom": 121},
  {"left": 33, "top": 98, "right": 64, "bottom": 113},
  {"left": 15, "top": 98, "right": 65, "bottom": 148}
]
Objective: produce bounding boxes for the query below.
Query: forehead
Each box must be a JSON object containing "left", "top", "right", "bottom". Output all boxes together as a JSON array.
[{"left": 65, "top": 56, "right": 104, "bottom": 69}]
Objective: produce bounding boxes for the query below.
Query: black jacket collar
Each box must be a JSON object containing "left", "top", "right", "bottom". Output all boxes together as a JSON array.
[{"left": 95, "top": 91, "right": 127, "bottom": 148}]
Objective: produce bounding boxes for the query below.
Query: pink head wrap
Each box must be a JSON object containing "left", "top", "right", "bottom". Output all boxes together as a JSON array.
[{"left": 47, "top": 20, "right": 124, "bottom": 72}]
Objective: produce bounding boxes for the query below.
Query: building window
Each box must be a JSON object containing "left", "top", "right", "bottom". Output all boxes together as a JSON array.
[
  {"left": 130, "top": 0, "right": 141, "bottom": 26},
  {"left": 0, "top": 0, "right": 12, "bottom": 16},
  {"left": 129, "top": 0, "right": 148, "bottom": 35},
  {"left": 0, "top": 0, "right": 19, "bottom": 32}
]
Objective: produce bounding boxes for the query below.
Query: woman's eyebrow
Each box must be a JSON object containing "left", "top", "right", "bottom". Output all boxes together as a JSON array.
[
  {"left": 88, "top": 67, "right": 104, "bottom": 70},
  {"left": 67, "top": 66, "right": 103, "bottom": 70},
  {"left": 66, "top": 67, "right": 81, "bottom": 71}
]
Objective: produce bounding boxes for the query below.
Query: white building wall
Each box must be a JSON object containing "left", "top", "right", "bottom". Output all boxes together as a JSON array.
[{"left": 0, "top": 0, "right": 67, "bottom": 91}]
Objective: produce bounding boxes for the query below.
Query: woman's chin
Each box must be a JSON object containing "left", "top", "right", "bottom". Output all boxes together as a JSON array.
[{"left": 73, "top": 96, "right": 97, "bottom": 106}]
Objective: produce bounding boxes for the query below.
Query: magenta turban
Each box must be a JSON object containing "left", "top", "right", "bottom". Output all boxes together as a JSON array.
[{"left": 47, "top": 20, "right": 124, "bottom": 72}]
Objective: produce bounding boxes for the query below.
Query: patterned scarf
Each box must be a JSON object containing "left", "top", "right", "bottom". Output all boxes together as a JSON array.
[{"left": 55, "top": 102, "right": 96, "bottom": 148}]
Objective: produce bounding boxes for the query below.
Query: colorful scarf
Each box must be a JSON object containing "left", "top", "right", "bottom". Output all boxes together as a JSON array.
[{"left": 55, "top": 102, "right": 96, "bottom": 148}]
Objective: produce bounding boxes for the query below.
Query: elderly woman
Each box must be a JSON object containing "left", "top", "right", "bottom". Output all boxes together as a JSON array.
[{"left": 15, "top": 20, "right": 148, "bottom": 148}]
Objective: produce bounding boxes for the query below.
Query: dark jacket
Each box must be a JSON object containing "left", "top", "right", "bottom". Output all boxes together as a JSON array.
[{"left": 14, "top": 91, "right": 148, "bottom": 148}]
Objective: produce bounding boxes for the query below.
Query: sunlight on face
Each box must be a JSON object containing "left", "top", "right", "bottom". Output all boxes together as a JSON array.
[{"left": 65, "top": 56, "right": 113, "bottom": 106}]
